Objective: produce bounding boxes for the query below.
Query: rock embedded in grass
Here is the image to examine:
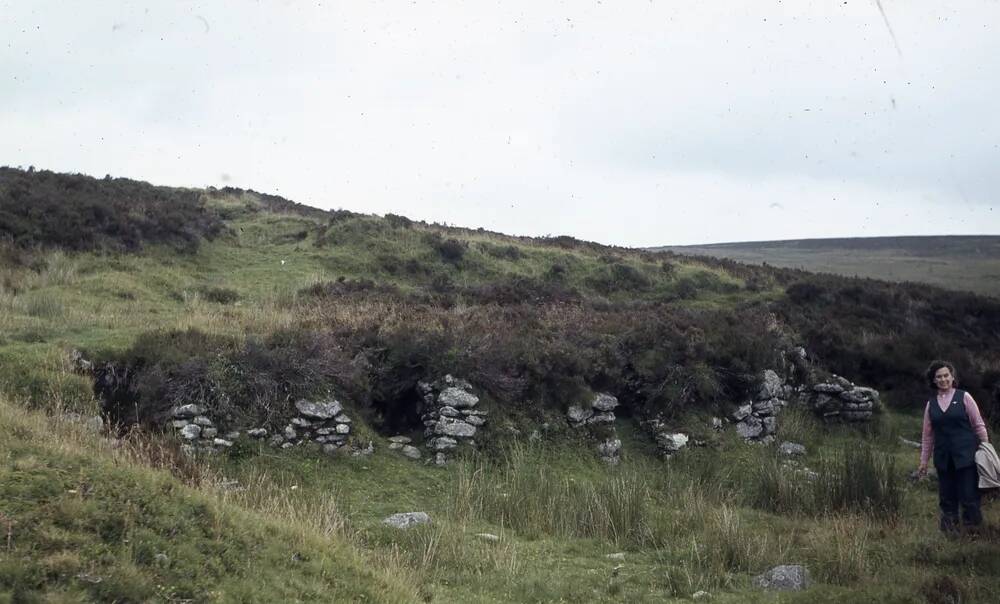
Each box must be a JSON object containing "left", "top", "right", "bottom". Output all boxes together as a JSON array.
[
  {"left": 751, "top": 565, "right": 811, "bottom": 591},
  {"left": 779, "top": 442, "right": 806, "bottom": 456},
  {"left": 382, "top": 512, "right": 431, "bottom": 529},
  {"left": 401, "top": 445, "right": 421, "bottom": 459},
  {"left": 566, "top": 405, "right": 593, "bottom": 424}
]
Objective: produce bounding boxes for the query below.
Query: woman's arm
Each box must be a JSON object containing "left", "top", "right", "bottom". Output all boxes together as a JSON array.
[
  {"left": 919, "top": 402, "right": 933, "bottom": 471},
  {"left": 963, "top": 391, "right": 989, "bottom": 442}
]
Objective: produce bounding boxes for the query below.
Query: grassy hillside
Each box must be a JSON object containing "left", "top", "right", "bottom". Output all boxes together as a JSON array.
[
  {"left": 2, "top": 167, "right": 1000, "bottom": 601},
  {"left": 657, "top": 236, "right": 1000, "bottom": 298}
]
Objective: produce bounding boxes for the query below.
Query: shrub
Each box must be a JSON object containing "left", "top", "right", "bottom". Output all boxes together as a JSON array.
[
  {"left": 196, "top": 286, "right": 241, "bottom": 304},
  {"left": 384, "top": 213, "right": 412, "bottom": 229},
  {"left": 0, "top": 167, "right": 222, "bottom": 252},
  {"left": 435, "top": 238, "right": 468, "bottom": 264}
]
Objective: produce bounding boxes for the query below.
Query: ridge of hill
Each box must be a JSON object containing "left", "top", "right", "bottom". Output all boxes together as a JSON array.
[{"left": 656, "top": 236, "right": 1000, "bottom": 297}]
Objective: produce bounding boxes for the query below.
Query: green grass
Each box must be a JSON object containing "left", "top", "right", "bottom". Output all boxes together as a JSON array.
[{"left": 2, "top": 192, "right": 999, "bottom": 601}]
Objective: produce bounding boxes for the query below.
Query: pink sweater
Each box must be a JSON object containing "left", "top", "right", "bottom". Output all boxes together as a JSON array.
[{"left": 919, "top": 389, "right": 989, "bottom": 467}]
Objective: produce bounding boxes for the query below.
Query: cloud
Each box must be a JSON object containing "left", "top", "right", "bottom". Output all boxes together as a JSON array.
[{"left": 1, "top": 1, "right": 998, "bottom": 246}]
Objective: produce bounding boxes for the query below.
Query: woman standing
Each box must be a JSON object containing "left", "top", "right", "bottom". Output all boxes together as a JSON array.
[{"left": 917, "top": 360, "right": 989, "bottom": 533}]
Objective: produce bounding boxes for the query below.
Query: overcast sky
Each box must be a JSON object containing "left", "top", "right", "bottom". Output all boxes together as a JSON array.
[{"left": 2, "top": 1, "right": 998, "bottom": 246}]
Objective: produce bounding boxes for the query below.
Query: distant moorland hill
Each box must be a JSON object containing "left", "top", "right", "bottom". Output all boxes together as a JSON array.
[{"left": 656, "top": 236, "right": 1000, "bottom": 298}]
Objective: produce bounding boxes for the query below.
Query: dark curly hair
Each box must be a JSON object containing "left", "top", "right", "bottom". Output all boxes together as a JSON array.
[{"left": 925, "top": 360, "right": 958, "bottom": 390}]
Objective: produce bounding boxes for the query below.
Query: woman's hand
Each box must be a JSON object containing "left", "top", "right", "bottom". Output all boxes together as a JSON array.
[{"left": 917, "top": 463, "right": 928, "bottom": 479}]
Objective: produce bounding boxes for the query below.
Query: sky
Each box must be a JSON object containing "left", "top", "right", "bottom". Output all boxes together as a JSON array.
[{"left": 2, "top": 1, "right": 998, "bottom": 246}]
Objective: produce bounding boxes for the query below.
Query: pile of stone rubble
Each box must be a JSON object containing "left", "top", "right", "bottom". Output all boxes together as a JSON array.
[{"left": 419, "top": 376, "right": 487, "bottom": 465}]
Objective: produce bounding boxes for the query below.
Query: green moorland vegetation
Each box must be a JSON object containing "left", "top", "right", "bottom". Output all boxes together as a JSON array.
[
  {"left": 659, "top": 236, "right": 1000, "bottom": 298},
  {"left": 2, "top": 166, "right": 1000, "bottom": 602}
]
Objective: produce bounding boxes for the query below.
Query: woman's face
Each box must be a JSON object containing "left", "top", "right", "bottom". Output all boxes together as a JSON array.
[{"left": 934, "top": 366, "right": 955, "bottom": 391}]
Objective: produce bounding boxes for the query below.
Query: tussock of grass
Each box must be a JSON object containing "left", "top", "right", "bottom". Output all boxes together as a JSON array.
[{"left": 750, "top": 443, "right": 902, "bottom": 519}]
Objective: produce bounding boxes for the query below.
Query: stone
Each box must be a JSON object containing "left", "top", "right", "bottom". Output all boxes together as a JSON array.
[
  {"left": 736, "top": 417, "right": 764, "bottom": 439},
  {"left": 843, "top": 401, "right": 874, "bottom": 411},
  {"left": 566, "top": 405, "right": 593, "bottom": 423},
  {"left": 591, "top": 393, "right": 619, "bottom": 412},
  {"left": 213, "top": 438, "right": 233, "bottom": 447},
  {"left": 179, "top": 424, "right": 202, "bottom": 440},
  {"left": 812, "top": 394, "right": 838, "bottom": 412},
  {"left": 435, "top": 452, "right": 448, "bottom": 466},
  {"left": 779, "top": 442, "right": 806, "bottom": 456},
  {"left": 732, "top": 404, "right": 752, "bottom": 421},
  {"left": 606, "top": 552, "right": 626, "bottom": 561},
  {"left": 280, "top": 442, "right": 294, "bottom": 449},
  {"left": 841, "top": 388, "right": 874, "bottom": 404},
  {"left": 597, "top": 438, "right": 622, "bottom": 459},
  {"left": 248, "top": 428, "right": 268, "bottom": 438},
  {"left": 585, "top": 412, "right": 616, "bottom": 425},
  {"left": 383, "top": 512, "right": 431, "bottom": 529},
  {"left": 401, "top": 445, "right": 422, "bottom": 459},
  {"left": 752, "top": 400, "right": 775, "bottom": 416},
  {"left": 434, "top": 418, "right": 476, "bottom": 438},
  {"left": 153, "top": 553, "right": 170, "bottom": 567},
  {"left": 172, "top": 404, "right": 206, "bottom": 419},
  {"left": 290, "top": 417, "right": 313, "bottom": 427},
  {"left": 284, "top": 426, "right": 297, "bottom": 440},
  {"left": 202, "top": 427, "right": 218, "bottom": 439},
  {"left": 322, "top": 444, "right": 340, "bottom": 455},
  {"left": 388, "top": 436, "right": 412, "bottom": 444},
  {"left": 295, "top": 398, "right": 343, "bottom": 419},
  {"left": 191, "top": 415, "right": 213, "bottom": 427},
  {"left": 438, "top": 387, "right": 479, "bottom": 408},
  {"left": 225, "top": 431, "right": 240, "bottom": 440},
  {"left": 761, "top": 416, "right": 777, "bottom": 435},
  {"left": 465, "top": 415, "right": 486, "bottom": 426},
  {"left": 692, "top": 591, "right": 711, "bottom": 600},
  {"left": 335, "top": 423, "right": 350, "bottom": 434},
  {"left": 758, "top": 369, "right": 784, "bottom": 400},
  {"left": 528, "top": 430, "right": 542, "bottom": 442},
  {"left": 656, "top": 432, "right": 689, "bottom": 452},
  {"left": 438, "top": 406, "right": 462, "bottom": 417},
  {"left": 711, "top": 417, "right": 724, "bottom": 430},
  {"left": 751, "top": 565, "right": 811, "bottom": 591},
  {"left": 388, "top": 442, "right": 403, "bottom": 450},
  {"left": 431, "top": 436, "right": 458, "bottom": 450},
  {"left": 269, "top": 435, "right": 284, "bottom": 447},
  {"left": 476, "top": 533, "right": 500, "bottom": 542},
  {"left": 813, "top": 383, "right": 844, "bottom": 394},
  {"left": 315, "top": 427, "right": 335, "bottom": 436},
  {"left": 171, "top": 420, "right": 190, "bottom": 429},
  {"left": 351, "top": 441, "right": 375, "bottom": 457},
  {"left": 899, "top": 437, "right": 921, "bottom": 449},
  {"left": 333, "top": 413, "right": 352, "bottom": 423}
]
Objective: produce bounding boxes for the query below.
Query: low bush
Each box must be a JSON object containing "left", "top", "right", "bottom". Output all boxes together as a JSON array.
[{"left": 0, "top": 167, "right": 222, "bottom": 252}]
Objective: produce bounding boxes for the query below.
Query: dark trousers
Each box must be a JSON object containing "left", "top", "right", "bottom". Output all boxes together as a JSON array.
[{"left": 937, "top": 459, "right": 982, "bottom": 531}]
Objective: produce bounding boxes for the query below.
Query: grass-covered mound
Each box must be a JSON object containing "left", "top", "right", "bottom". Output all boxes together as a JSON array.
[{"left": 0, "top": 396, "right": 418, "bottom": 602}]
